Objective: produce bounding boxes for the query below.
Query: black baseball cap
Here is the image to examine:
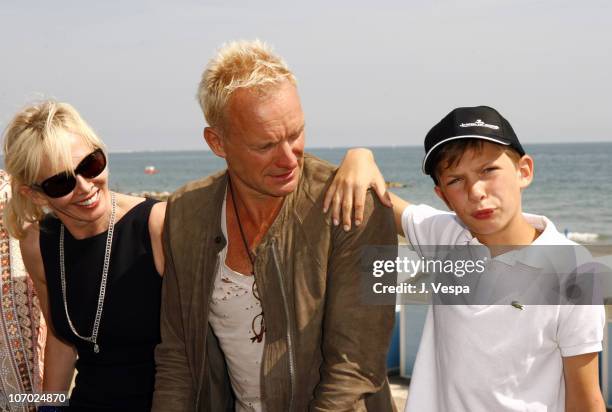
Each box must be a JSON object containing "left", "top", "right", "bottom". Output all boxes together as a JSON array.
[{"left": 422, "top": 106, "right": 525, "bottom": 175}]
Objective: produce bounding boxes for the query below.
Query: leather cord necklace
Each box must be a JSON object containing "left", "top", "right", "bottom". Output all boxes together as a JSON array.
[
  {"left": 227, "top": 177, "right": 266, "bottom": 343},
  {"left": 228, "top": 179, "right": 256, "bottom": 270}
]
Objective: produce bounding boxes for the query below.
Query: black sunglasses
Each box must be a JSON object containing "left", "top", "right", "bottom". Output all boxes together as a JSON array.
[{"left": 32, "top": 148, "right": 107, "bottom": 198}]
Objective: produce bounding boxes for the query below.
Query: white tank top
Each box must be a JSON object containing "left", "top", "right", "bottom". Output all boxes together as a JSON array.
[{"left": 209, "top": 196, "right": 264, "bottom": 412}]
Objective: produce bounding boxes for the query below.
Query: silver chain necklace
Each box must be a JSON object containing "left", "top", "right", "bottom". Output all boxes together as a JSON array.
[{"left": 59, "top": 192, "right": 116, "bottom": 354}]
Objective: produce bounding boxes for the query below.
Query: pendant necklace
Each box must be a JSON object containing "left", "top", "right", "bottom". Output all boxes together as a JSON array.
[{"left": 59, "top": 192, "right": 116, "bottom": 354}]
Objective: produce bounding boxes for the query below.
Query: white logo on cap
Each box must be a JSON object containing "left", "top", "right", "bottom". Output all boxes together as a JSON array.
[{"left": 459, "top": 119, "right": 499, "bottom": 130}]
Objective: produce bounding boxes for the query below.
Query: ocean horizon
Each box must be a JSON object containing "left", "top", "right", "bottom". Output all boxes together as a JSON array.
[
  {"left": 1, "top": 142, "right": 611, "bottom": 243},
  {"left": 95, "top": 140, "right": 612, "bottom": 154}
]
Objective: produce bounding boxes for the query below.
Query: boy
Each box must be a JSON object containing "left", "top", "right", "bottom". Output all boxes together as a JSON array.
[{"left": 326, "top": 106, "right": 605, "bottom": 411}]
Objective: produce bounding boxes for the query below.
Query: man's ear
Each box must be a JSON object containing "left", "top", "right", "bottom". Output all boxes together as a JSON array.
[
  {"left": 517, "top": 154, "right": 534, "bottom": 189},
  {"left": 203, "top": 127, "right": 227, "bottom": 159},
  {"left": 434, "top": 185, "right": 453, "bottom": 211},
  {"left": 18, "top": 184, "right": 48, "bottom": 207}
]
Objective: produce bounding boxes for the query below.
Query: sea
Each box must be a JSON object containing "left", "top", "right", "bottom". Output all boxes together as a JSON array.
[{"left": 3, "top": 142, "right": 611, "bottom": 244}]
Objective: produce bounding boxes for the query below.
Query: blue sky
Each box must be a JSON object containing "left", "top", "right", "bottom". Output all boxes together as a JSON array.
[{"left": 1, "top": 0, "right": 611, "bottom": 151}]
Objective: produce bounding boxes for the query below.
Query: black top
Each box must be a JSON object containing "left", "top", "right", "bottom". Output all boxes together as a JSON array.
[{"left": 40, "top": 198, "right": 162, "bottom": 411}]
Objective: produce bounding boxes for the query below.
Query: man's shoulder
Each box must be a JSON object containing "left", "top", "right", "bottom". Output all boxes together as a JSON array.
[
  {"left": 302, "top": 153, "right": 336, "bottom": 186},
  {"left": 166, "top": 170, "right": 227, "bottom": 223},
  {"left": 296, "top": 153, "right": 337, "bottom": 208},
  {"left": 299, "top": 153, "right": 386, "bottom": 213},
  {"left": 169, "top": 169, "right": 226, "bottom": 203}
]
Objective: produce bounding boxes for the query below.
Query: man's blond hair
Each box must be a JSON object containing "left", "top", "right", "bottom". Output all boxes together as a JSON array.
[{"left": 197, "top": 39, "right": 296, "bottom": 129}]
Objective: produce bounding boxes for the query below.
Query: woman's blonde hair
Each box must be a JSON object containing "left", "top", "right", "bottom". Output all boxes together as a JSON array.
[
  {"left": 197, "top": 39, "right": 296, "bottom": 129},
  {"left": 2, "top": 100, "right": 105, "bottom": 239}
]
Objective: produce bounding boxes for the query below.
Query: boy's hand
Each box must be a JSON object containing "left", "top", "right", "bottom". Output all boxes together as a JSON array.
[
  {"left": 563, "top": 352, "right": 605, "bottom": 411},
  {"left": 323, "top": 148, "right": 391, "bottom": 231}
]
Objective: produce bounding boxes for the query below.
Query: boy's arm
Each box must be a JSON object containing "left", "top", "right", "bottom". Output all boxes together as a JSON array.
[
  {"left": 562, "top": 352, "right": 605, "bottom": 411},
  {"left": 388, "top": 191, "right": 410, "bottom": 235},
  {"left": 557, "top": 258, "right": 606, "bottom": 412},
  {"left": 323, "top": 148, "right": 409, "bottom": 234}
]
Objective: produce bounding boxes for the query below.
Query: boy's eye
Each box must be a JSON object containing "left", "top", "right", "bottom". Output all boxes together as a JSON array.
[
  {"left": 446, "top": 178, "right": 462, "bottom": 186},
  {"left": 483, "top": 167, "right": 498, "bottom": 174}
]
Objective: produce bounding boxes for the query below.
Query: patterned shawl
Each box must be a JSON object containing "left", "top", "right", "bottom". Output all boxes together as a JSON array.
[{"left": 0, "top": 170, "right": 45, "bottom": 412}]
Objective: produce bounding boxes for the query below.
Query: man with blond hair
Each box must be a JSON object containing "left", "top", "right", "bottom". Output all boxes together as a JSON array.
[{"left": 152, "top": 40, "right": 397, "bottom": 411}]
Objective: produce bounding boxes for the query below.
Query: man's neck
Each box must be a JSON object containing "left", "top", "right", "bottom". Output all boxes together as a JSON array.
[{"left": 227, "top": 174, "right": 285, "bottom": 240}]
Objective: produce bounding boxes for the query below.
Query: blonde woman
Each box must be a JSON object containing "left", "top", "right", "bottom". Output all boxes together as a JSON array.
[{"left": 2, "top": 101, "right": 166, "bottom": 411}]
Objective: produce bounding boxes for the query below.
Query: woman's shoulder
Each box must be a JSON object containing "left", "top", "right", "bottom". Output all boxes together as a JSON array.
[
  {"left": 149, "top": 201, "right": 167, "bottom": 222},
  {"left": 116, "top": 192, "right": 146, "bottom": 212},
  {"left": 115, "top": 193, "right": 166, "bottom": 274},
  {"left": 114, "top": 192, "right": 165, "bottom": 227},
  {"left": 148, "top": 201, "right": 166, "bottom": 237},
  {"left": 19, "top": 222, "right": 43, "bottom": 272},
  {"left": 114, "top": 193, "right": 154, "bottom": 218},
  {"left": 21, "top": 221, "right": 40, "bottom": 245}
]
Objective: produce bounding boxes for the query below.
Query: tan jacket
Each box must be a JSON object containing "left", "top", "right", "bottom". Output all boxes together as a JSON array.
[{"left": 152, "top": 154, "right": 398, "bottom": 411}]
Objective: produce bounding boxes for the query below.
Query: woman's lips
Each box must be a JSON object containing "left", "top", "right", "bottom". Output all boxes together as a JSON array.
[
  {"left": 472, "top": 208, "right": 495, "bottom": 220},
  {"left": 74, "top": 190, "right": 100, "bottom": 208}
]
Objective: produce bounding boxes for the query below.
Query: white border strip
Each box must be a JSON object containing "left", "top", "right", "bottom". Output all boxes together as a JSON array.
[{"left": 604, "top": 318, "right": 609, "bottom": 405}]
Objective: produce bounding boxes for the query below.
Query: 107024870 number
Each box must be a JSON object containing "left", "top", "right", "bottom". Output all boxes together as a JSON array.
[{"left": 7, "top": 392, "right": 69, "bottom": 406}]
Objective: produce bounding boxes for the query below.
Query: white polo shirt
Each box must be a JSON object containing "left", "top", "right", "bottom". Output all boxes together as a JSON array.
[{"left": 402, "top": 204, "right": 605, "bottom": 412}]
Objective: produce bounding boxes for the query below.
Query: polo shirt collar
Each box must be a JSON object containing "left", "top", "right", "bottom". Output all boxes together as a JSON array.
[{"left": 462, "top": 213, "right": 564, "bottom": 267}]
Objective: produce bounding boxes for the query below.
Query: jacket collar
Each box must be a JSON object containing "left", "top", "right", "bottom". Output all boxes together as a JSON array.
[{"left": 192, "top": 155, "right": 327, "bottom": 252}]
